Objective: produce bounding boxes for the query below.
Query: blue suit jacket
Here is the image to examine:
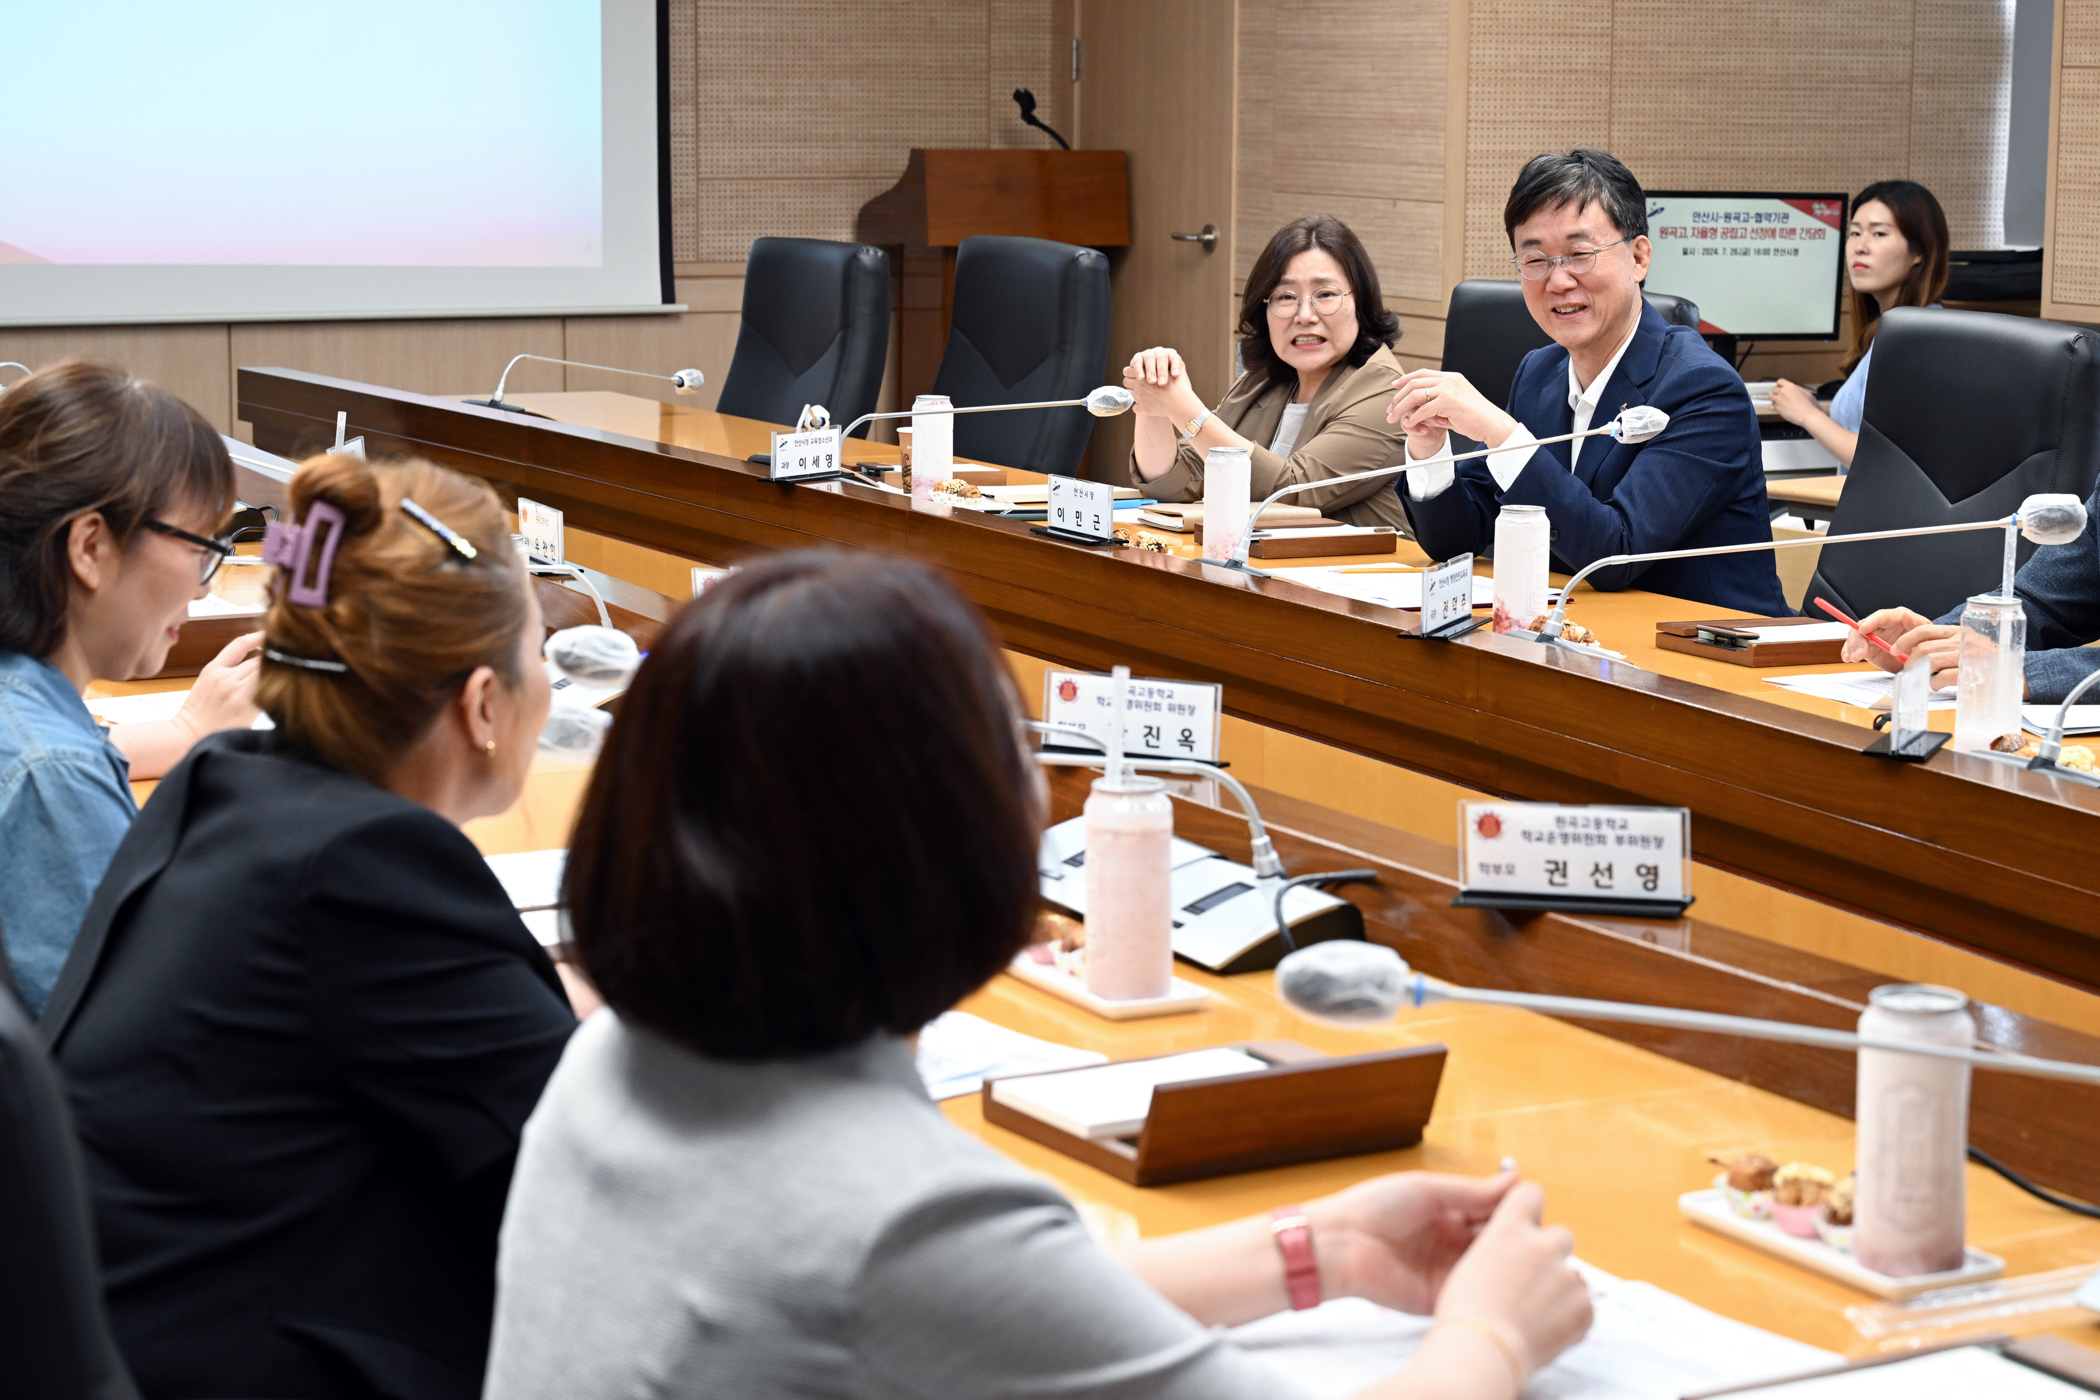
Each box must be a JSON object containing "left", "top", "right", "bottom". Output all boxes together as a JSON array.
[
  {"left": 1402, "top": 302, "right": 1788, "bottom": 615},
  {"left": 1934, "top": 475, "right": 2100, "bottom": 703}
]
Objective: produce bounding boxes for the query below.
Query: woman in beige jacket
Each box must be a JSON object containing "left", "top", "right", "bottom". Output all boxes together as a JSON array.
[{"left": 1127, "top": 214, "right": 1411, "bottom": 532}]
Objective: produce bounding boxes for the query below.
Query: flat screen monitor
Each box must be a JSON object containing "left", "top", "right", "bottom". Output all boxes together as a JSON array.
[
  {"left": 0, "top": 0, "right": 670, "bottom": 326},
  {"left": 1641, "top": 192, "right": 1850, "bottom": 340}
]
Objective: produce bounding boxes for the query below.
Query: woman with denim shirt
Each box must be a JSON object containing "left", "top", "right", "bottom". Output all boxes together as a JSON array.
[{"left": 0, "top": 359, "right": 254, "bottom": 1013}]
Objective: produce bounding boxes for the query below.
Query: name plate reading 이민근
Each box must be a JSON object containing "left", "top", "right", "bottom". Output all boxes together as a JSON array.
[
  {"left": 769, "top": 426, "right": 844, "bottom": 482},
  {"left": 1043, "top": 670, "right": 1222, "bottom": 763},
  {"left": 1420, "top": 553, "right": 1474, "bottom": 635},
  {"left": 1456, "top": 801, "right": 1693, "bottom": 916},
  {"left": 1045, "top": 475, "right": 1116, "bottom": 542}
]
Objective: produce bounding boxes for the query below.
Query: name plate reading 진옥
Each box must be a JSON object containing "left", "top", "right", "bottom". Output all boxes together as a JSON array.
[
  {"left": 769, "top": 426, "right": 844, "bottom": 482},
  {"left": 1045, "top": 475, "right": 1116, "bottom": 542},
  {"left": 1454, "top": 801, "right": 1692, "bottom": 917},
  {"left": 1043, "top": 670, "right": 1222, "bottom": 763},
  {"left": 1420, "top": 553, "right": 1474, "bottom": 636}
]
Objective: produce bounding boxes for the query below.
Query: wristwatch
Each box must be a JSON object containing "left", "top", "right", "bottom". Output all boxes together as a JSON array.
[
  {"left": 1269, "top": 1206, "right": 1322, "bottom": 1311},
  {"left": 1180, "top": 408, "right": 1213, "bottom": 439}
]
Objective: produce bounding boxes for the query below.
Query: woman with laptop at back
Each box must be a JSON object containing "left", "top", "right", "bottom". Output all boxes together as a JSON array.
[
  {"left": 1767, "top": 181, "right": 1950, "bottom": 472},
  {"left": 483, "top": 549, "right": 1592, "bottom": 1400}
]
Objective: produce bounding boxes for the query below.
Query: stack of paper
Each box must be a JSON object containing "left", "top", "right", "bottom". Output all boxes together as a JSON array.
[
  {"left": 2021, "top": 704, "right": 2100, "bottom": 736},
  {"left": 1281, "top": 567, "right": 1498, "bottom": 611},
  {"left": 986, "top": 1047, "right": 1269, "bottom": 1138},
  {"left": 912, "top": 1011, "right": 1107, "bottom": 1100},
  {"left": 1763, "top": 671, "right": 1957, "bottom": 711},
  {"left": 482, "top": 849, "right": 568, "bottom": 946},
  {"left": 1228, "top": 1260, "right": 1836, "bottom": 1399}
]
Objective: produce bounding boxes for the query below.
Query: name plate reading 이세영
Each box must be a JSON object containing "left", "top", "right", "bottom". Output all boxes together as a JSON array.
[
  {"left": 1044, "top": 474, "right": 1116, "bottom": 542},
  {"left": 768, "top": 426, "right": 844, "bottom": 482},
  {"left": 1042, "top": 669, "right": 1222, "bottom": 763},
  {"left": 1454, "top": 801, "right": 1693, "bottom": 917}
]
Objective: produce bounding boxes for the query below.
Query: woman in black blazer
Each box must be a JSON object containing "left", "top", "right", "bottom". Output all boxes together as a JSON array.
[{"left": 41, "top": 453, "right": 578, "bottom": 1400}]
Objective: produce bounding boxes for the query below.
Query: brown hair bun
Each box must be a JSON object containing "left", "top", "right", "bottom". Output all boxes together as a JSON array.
[{"left": 259, "top": 453, "right": 526, "bottom": 785}]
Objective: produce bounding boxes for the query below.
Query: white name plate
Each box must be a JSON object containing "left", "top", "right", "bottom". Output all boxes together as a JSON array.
[
  {"left": 518, "top": 497, "right": 564, "bottom": 564},
  {"left": 1045, "top": 474, "right": 1116, "bottom": 541},
  {"left": 1043, "top": 669, "right": 1221, "bottom": 763},
  {"left": 1458, "top": 801, "right": 1690, "bottom": 909},
  {"left": 769, "top": 426, "right": 844, "bottom": 482},
  {"left": 1421, "top": 552, "right": 1474, "bottom": 635}
]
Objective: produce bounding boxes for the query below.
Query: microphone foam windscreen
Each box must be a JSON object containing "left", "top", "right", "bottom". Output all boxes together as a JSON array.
[
  {"left": 537, "top": 701, "right": 613, "bottom": 759},
  {"left": 2020, "top": 493, "right": 2088, "bottom": 547},
  {"left": 1275, "top": 941, "right": 1411, "bottom": 1024},
  {"left": 545, "top": 625, "right": 642, "bottom": 689},
  {"left": 1612, "top": 405, "right": 1669, "bottom": 443}
]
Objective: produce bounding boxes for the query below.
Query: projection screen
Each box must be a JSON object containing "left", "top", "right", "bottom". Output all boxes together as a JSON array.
[{"left": 0, "top": 0, "right": 672, "bottom": 325}]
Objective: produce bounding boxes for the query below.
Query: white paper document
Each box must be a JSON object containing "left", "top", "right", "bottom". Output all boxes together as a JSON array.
[
  {"left": 1281, "top": 567, "right": 1499, "bottom": 612},
  {"left": 84, "top": 688, "right": 275, "bottom": 730},
  {"left": 483, "top": 849, "right": 567, "bottom": 911},
  {"left": 1228, "top": 1260, "right": 1836, "bottom": 1400},
  {"left": 912, "top": 1011, "right": 1107, "bottom": 1101},
  {"left": 2021, "top": 704, "right": 2100, "bottom": 736},
  {"left": 1739, "top": 622, "right": 1851, "bottom": 643},
  {"left": 1710, "top": 1344, "right": 2090, "bottom": 1398},
  {"left": 986, "top": 1046, "right": 1268, "bottom": 1138},
  {"left": 1763, "top": 670, "right": 1956, "bottom": 711},
  {"left": 187, "top": 592, "right": 259, "bottom": 618}
]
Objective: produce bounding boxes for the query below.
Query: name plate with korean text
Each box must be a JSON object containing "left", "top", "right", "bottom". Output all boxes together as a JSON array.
[
  {"left": 1045, "top": 474, "right": 1116, "bottom": 541},
  {"left": 518, "top": 497, "right": 565, "bottom": 564},
  {"left": 1042, "top": 670, "right": 1221, "bottom": 763},
  {"left": 769, "top": 426, "right": 844, "bottom": 482},
  {"left": 1420, "top": 553, "right": 1474, "bottom": 636},
  {"left": 1454, "top": 801, "right": 1692, "bottom": 917}
]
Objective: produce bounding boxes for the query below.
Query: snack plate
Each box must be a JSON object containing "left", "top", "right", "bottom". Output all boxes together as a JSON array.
[
  {"left": 1679, "top": 1189, "right": 2004, "bottom": 1299},
  {"left": 1004, "top": 953, "right": 1211, "bottom": 1020}
]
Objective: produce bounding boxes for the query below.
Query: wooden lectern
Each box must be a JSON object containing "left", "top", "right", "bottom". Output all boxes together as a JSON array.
[{"left": 858, "top": 149, "right": 1130, "bottom": 409}]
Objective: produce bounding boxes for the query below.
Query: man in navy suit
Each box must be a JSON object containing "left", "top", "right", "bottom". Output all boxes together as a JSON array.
[{"left": 1392, "top": 149, "right": 1788, "bottom": 616}]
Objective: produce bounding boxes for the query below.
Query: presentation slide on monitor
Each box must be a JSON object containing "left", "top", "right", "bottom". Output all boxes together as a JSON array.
[
  {"left": 0, "top": 1, "right": 666, "bottom": 324},
  {"left": 1642, "top": 194, "right": 1847, "bottom": 339}
]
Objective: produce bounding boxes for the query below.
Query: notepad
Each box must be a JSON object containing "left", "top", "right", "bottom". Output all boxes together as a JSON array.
[
  {"left": 913, "top": 1011, "right": 1107, "bottom": 1100},
  {"left": 987, "top": 1047, "right": 1269, "bottom": 1139},
  {"left": 2022, "top": 704, "right": 2100, "bottom": 736}
]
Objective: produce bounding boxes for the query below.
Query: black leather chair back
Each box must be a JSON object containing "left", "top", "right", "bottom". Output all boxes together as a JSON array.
[
  {"left": 1441, "top": 279, "right": 1702, "bottom": 409},
  {"left": 0, "top": 987, "right": 137, "bottom": 1400},
  {"left": 932, "top": 235, "right": 1112, "bottom": 476},
  {"left": 1804, "top": 308, "right": 2100, "bottom": 621},
  {"left": 716, "top": 238, "right": 891, "bottom": 435}
]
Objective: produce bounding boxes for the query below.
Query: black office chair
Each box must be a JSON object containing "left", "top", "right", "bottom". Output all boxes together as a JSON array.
[
  {"left": 1803, "top": 308, "right": 2100, "bottom": 622},
  {"left": 0, "top": 983, "right": 138, "bottom": 1400},
  {"left": 715, "top": 238, "right": 891, "bottom": 435},
  {"left": 1440, "top": 279, "right": 1703, "bottom": 409},
  {"left": 931, "top": 234, "right": 1112, "bottom": 477}
]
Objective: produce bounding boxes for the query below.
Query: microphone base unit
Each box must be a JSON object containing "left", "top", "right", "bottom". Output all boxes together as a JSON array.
[
  {"left": 463, "top": 398, "right": 558, "bottom": 420},
  {"left": 1449, "top": 890, "right": 1695, "bottom": 920},
  {"left": 1029, "top": 525, "right": 1122, "bottom": 548},
  {"left": 1400, "top": 615, "right": 1490, "bottom": 642},
  {"left": 1861, "top": 727, "right": 1950, "bottom": 763}
]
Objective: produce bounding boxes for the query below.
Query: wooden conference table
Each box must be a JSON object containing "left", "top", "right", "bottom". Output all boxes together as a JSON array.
[{"left": 233, "top": 369, "right": 2100, "bottom": 1009}]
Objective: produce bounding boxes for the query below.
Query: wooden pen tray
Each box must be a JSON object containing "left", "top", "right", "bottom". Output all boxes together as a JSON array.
[
  {"left": 980, "top": 1038, "right": 1446, "bottom": 1186},
  {"left": 1655, "top": 616, "right": 1847, "bottom": 668}
]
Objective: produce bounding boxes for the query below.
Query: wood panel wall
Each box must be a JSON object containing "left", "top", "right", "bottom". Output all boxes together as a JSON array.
[
  {"left": 1235, "top": 0, "right": 2015, "bottom": 385},
  {"left": 2045, "top": 0, "right": 2100, "bottom": 320}
]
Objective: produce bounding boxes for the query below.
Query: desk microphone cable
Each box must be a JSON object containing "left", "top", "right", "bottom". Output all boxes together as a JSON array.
[{"left": 1966, "top": 1144, "right": 2100, "bottom": 1220}]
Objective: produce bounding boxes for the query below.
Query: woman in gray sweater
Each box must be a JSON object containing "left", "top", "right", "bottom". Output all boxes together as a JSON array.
[{"left": 483, "top": 550, "right": 1591, "bottom": 1400}]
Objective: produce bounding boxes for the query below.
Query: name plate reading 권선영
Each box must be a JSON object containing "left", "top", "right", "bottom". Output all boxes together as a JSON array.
[{"left": 1453, "top": 801, "right": 1693, "bottom": 918}]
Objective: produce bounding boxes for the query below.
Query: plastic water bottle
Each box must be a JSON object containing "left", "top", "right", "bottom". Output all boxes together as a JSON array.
[{"left": 1491, "top": 503, "right": 1551, "bottom": 633}]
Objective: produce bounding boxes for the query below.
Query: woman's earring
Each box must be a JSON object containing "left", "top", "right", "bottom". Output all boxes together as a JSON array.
[{"left": 485, "top": 739, "right": 497, "bottom": 754}]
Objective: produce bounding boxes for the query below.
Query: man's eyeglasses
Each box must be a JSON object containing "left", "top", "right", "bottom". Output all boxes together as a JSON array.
[
  {"left": 1266, "top": 289, "right": 1353, "bottom": 319},
  {"left": 1510, "top": 238, "right": 1628, "bottom": 281},
  {"left": 143, "top": 518, "right": 236, "bottom": 585}
]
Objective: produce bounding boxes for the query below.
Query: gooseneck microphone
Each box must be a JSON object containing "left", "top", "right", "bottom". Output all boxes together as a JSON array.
[
  {"left": 1012, "top": 88, "right": 1071, "bottom": 150},
  {"left": 0, "top": 361, "right": 31, "bottom": 387},
  {"left": 831, "top": 385, "right": 1135, "bottom": 444},
  {"left": 1533, "top": 493, "right": 2090, "bottom": 643},
  {"left": 469, "top": 355, "right": 705, "bottom": 413},
  {"left": 1203, "top": 407, "right": 1671, "bottom": 573},
  {"left": 1275, "top": 941, "right": 2100, "bottom": 1087}
]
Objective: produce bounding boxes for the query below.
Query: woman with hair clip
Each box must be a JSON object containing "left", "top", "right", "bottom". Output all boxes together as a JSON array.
[
  {"left": 1768, "top": 180, "right": 1949, "bottom": 471},
  {"left": 484, "top": 550, "right": 1592, "bottom": 1400},
  {"left": 44, "top": 454, "right": 579, "bottom": 1400},
  {"left": 0, "top": 357, "right": 261, "bottom": 1015},
  {"left": 1126, "top": 214, "right": 1414, "bottom": 532}
]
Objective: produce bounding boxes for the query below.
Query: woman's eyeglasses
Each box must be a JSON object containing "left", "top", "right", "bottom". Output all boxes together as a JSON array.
[
  {"left": 143, "top": 518, "right": 237, "bottom": 585},
  {"left": 1265, "top": 289, "right": 1353, "bottom": 319}
]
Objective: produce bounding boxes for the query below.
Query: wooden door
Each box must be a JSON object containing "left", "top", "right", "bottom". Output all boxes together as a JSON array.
[{"left": 1076, "top": 0, "right": 1237, "bottom": 480}]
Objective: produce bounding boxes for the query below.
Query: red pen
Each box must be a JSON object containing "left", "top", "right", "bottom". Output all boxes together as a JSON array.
[{"left": 1813, "top": 597, "right": 1909, "bottom": 663}]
